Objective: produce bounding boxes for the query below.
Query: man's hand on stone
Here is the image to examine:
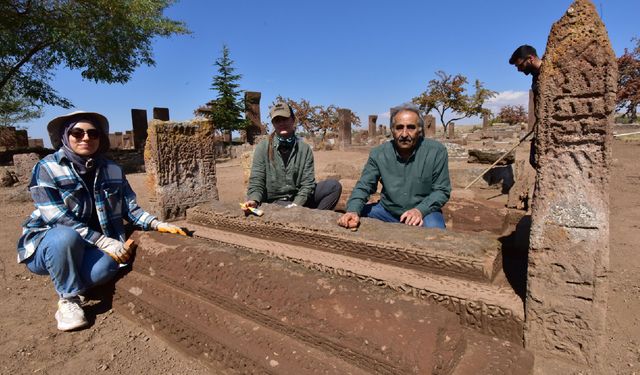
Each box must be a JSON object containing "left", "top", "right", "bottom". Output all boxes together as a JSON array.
[
  {"left": 337, "top": 212, "right": 360, "bottom": 229},
  {"left": 400, "top": 208, "right": 423, "bottom": 226}
]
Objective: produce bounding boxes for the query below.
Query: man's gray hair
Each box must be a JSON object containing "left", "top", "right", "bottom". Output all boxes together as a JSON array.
[{"left": 390, "top": 104, "right": 424, "bottom": 129}]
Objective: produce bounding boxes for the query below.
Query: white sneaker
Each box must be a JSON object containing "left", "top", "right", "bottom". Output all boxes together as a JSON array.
[{"left": 55, "top": 297, "right": 88, "bottom": 331}]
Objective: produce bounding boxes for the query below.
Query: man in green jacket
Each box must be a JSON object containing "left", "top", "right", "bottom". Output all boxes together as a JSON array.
[
  {"left": 242, "top": 101, "right": 341, "bottom": 211},
  {"left": 337, "top": 105, "right": 450, "bottom": 229}
]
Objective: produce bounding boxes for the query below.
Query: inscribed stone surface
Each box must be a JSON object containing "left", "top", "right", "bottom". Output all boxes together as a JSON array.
[{"left": 525, "top": 0, "right": 616, "bottom": 371}]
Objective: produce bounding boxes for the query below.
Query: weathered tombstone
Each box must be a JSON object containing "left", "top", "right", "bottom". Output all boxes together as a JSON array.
[
  {"left": 145, "top": 119, "right": 219, "bottom": 220},
  {"left": 0, "top": 126, "right": 17, "bottom": 151},
  {"left": 378, "top": 124, "right": 386, "bottom": 136},
  {"left": 337, "top": 108, "right": 352, "bottom": 148},
  {"left": 223, "top": 130, "right": 232, "bottom": 143},
  {"left": 368, "top": 115, "right": 377, "bottom": 137},
  {"left": 13, "top": 153, "right": 39, "bottom": 182},
  {"left": 113, "top": 132, "right": 124, "bottom": 149},
  {"left": 122, "top": 131, "right": 134, "bottom": 149},
  {"left": 425, "top": 114, "right": 436, "bottom": 138},
  {"left": 526, "top": 1, "right": 616, "bottom": 373},
  {"left": 528, "top": 90, "right": 535, "bottom": 131},
  {"left": 108, "top": 133, "right": 118, "bottom": 150},
  {"left": 152, "top": 107, "right": 170, "bottom": 121},
  {"left": 244, "top": 91, "right": 263, "bottom": 145},
  {"left": 482, "top": 113, "right": 490, "bottom": 129},
  {"left": 448, "top": 123, "right": 455, "bottom": 139},
  {"left": 467, "top": 149, "right": 515, "bottom": 165},
  {"left": 28, "top": 139, "right": 44, "bottom": 148},
  {"left": 389, "top": 107, "right": 398, "bottom": 129},
  {"left": 15, "top": 130, "right": 28, "bottom": 148},
  {"left": 131, "top": 109, "right": 148, "bottom": 150}
]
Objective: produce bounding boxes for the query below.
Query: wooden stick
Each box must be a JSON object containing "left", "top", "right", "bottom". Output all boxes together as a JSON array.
[
  {"left": 463, "top": 129, "right": 534, "bottom": 190},
  {"left": 614, "top": 131, "right": 640, "bottom": 137},
  {"left": 124, "top": 238, "right": 137, "bottom": 251}
]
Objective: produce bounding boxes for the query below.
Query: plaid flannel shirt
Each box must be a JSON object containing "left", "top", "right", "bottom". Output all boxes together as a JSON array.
[{"left": 16, "top": 149, "right": 156, "bottom": 263}]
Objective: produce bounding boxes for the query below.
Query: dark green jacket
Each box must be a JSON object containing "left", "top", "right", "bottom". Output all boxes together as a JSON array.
[
  {"left": 346, "top": 138, "right": 451, "bottom": 217},
  {"left": 247, "top": 137, "right": 315, "bottom": 206}
]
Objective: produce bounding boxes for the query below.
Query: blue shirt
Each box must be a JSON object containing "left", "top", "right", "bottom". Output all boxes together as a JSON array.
[{"left": 16, "top": 149, "right": 156, "bottom": 263}]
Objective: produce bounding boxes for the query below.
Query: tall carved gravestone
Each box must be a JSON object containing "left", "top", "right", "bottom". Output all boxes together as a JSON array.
[
  {"left": 337, "top": 108, "right": 352, "bottom": 148},
  {"left": 424, "top": 114, "right": 436, "bottom": 138},
  {"left": 131, "top": 109, "right": 148, "bottom": 150},
  {"left": 526, "top": 0, "right": 616, "bottom": 373},
  {"left": 368, "top": 115, "right": 377, "bottom": 137},
  {"left": 482, "top": 113, "right": 490, "bottom": 130},
  {"left": 145, "top": 119, "right": 219, "bottom": 220},
  {"left": 447, "top": 123, "right": 455, "bottom": 139},
  {"left": 15, "top": 130, "right": 28, "bottom": 148},
  {"left": 153, "top": 107, "right": 170, "bottom": 121},
  {"left": 244, "top": 91, "right": 263, "bottom": 145},
  {"left": 122, "top": 131, "right": 134, "bottom": 149},
  {"left": 0, "top": 126, "right": 17, "bottom": 151},
  {"left": 108, "top": 134, "right": 118, "bottom": 150},
  {"left": 113, "top": 132, "right": 124, "bottom": 149},
  {"left": 527, "top": 90, "right": 536, "bottom": 132},
  {"left": 528, "top": 90, "right": 536, "bottom": 131}
]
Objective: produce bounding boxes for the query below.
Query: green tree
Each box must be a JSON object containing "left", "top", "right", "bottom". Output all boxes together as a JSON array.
[
  {"left": 0, "top": 81, "right": 42, "bottom": 127},
  {"left": 0, "top": 0, "right": 189, "bottom": 123},
  {"left": 196, "top": 45, "right": 248, "bottom": 134},
  {"left": 617, "top": 37, "right": 640, "bottom": 122},
  {"left": 412, "top": 71, "right": 496, "bottom": 137}
]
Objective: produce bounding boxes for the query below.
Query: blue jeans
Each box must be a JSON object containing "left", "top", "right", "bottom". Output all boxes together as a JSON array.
[
  {"left": 24, "top": 226, "right": 120, "bottom": 298},
  {"left": 361, "top": 202, "right": 446, "bottom": 229}
]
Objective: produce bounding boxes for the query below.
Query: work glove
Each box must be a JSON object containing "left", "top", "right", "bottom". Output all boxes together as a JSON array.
[
  {"left": 96, "top": 235, "right": 130, "bottom": 264},
  {"left": 151, "top": 220, "right": 187, "bottom": 236},
  {"left": 285, "top": 203, "right": 298, "bottom": 209}
]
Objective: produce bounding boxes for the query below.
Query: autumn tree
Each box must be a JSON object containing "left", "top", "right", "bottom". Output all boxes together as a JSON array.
[
  {"left": 412, "top": 71, "right": 496, "bottom": 137},
  {"left": 0, "top": 0, "right": 189, "bottom": 123},
  {"left": 196, "top": 45, "right": 249, "bottom": 134},
  {"left": 617, "top": 37, "right": 640, "bottom": 122},
  {"left": 495, "top": 105, "right": 527, "bottom": 125},
  {"left": 274, "top": 96, "right": 319, "bottom": 135},
  {"left": 272, "top": 97, "right": 361, "bottom": 143}
]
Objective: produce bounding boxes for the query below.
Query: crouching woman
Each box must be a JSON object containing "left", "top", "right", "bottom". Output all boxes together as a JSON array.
[{"left": 16, "top": 111, "right": 185, "bottom": 331}]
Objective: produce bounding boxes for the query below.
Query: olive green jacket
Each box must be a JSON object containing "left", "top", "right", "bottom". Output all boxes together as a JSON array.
[
  {"left": 246, "top": 137, "right": 315, "bottom": 206},
  {"left": 346, "top": 138, "right": 451, "bottom": 217}
]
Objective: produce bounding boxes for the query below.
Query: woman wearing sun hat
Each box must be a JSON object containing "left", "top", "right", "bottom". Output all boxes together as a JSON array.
[{"left": 16, "top": 110, "right": 185, "bottom": 331}]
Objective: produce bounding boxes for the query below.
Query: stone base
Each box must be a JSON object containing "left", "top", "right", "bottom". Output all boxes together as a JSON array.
[
  {"left": 178, "top": 201, "right": 525, "bottom": 341},
  {"left": 116, "top": 230, "right": 532, "bottom": 373}
]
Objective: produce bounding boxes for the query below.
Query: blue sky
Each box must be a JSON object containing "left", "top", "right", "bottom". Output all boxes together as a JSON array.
[{"left": 17, "top": 0, "right": 640, "bottom": 146}]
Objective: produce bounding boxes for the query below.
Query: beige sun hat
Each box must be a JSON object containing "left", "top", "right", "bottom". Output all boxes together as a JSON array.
[
  {"left": 269, "top": 101, "right": 294, "bottom": 120},
  {"left": 47, "top": 111, "right": 109, "bottom": 150}
]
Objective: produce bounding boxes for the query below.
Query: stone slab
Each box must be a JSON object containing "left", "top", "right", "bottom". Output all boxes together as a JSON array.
[{"left": 186, "top": 201, "right": 503, "bottom": 283}]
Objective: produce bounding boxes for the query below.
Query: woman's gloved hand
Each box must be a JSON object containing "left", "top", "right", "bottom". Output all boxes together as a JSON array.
[
  {"left": 151, "top": 220, "right": 187, "bottom": 236},
  {"left": 95, "top": 235, "right": 130, "bottom": 264}
]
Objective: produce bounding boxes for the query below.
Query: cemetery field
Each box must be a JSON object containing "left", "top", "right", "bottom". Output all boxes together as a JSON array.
[{"left": 0, "top": 141, "right": 638, "bottom": 374}]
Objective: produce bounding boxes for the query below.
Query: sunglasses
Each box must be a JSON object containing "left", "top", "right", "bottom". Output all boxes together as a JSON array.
[{"left": 68, "top": 128, "right": 101, "bottom": 140}]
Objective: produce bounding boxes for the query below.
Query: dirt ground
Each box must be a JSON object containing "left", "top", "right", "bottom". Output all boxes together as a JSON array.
[{"left": 0, "top": 140, "right": 638, "bottom": 374}]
